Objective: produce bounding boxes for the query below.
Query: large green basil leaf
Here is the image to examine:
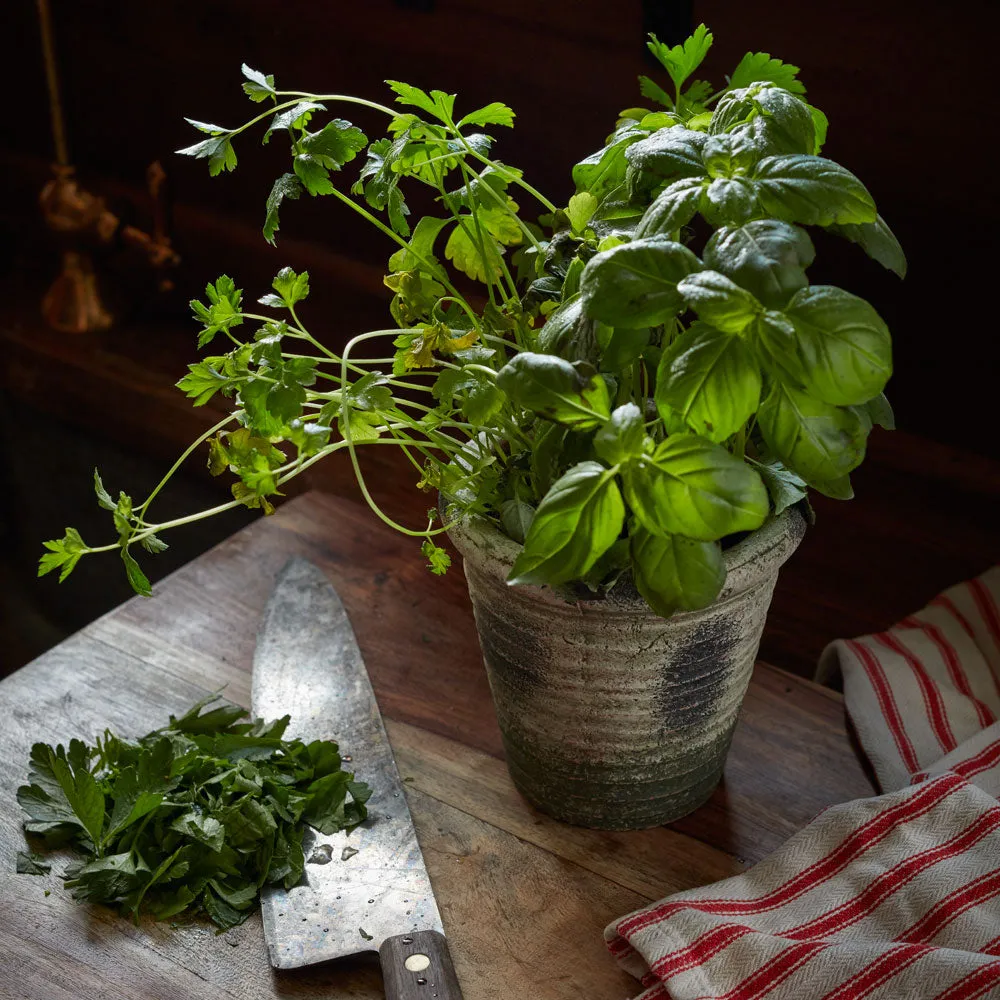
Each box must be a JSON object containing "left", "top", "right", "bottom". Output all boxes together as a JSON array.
[
  {"left": 580, "top": 237, "right": 702, "bottom": 329},
  {"left": 536, "top": 294, "right": 597, "bottom": 363},
  {"left": 597, "top": 324, "right": 651, "bottom": 370},
  {"left": 634, "top": 177, "right": 704, "bottom": 238},
  {"left": 782, "top": 286, "right": 892, "bottom": 405},
  {"left": 710, "top": 86, "right": 815, "bottom": 156},
  {"left": 508, "top": 461, "right": 625, "bottom": 586},
  {"left": 830, "top": 214, "right": 907, "bottom": 279},
  {"left": 676, "top": 271, "right": 762, "bottom": 334},
  {"left": 753, "top": 155, "right": 877, "bottom": 227},
  {"left": 624, "top": 127, "right": 709, "bottom": 200},
  {"left": 573, "top": 127, "right": 647, "bottom": 199},
  {"left": 704, "top": 220, "right": 815, "bottom": 309},
  {"left": 631, "top": 527, "right": 726, "bottom": 616},
  {"left": 621, "top": 434, "right": 768, "bottom": 540},
  {"left": 749, "top": 310, "right": 804, "bottom": 386},
  {"left": 701, "top": 177, "right": 757, "bottom": 226},
  {"left": 497, "top": 353, "right": 610, "bottom": 430},
  {"left": 656, "top": 324, "right": 761, "bottom": 442},
  {"left": 757, "top": 382, "right": 867, "bottom": 485},
  {"left": 594, "top": 403, "right": 645, "bottom": 465}
]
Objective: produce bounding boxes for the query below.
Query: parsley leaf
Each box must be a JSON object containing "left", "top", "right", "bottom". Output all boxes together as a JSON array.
[
  {"left": 421, "top": 540, "right": 452, "bottom": 575},
  {"left": 38, "top": 528, "right": 87, "bottom": 582},
  {"left": 241, "top": 63, "right": 277, "bottom": 103},
  {"left": 293, "top": 120, "right": 368, "bottom": 195},
  {"left": 263, "top": 173, "right": 304, "bottom": 245},
  {"left": 16, "top": 696, "right": 371, "bottom": 929},
  {"left": 729, "top": 51, "right": 806, "bottom": 95},
  {"left": 385, "top": 80, "right": 456, "bottom": 123},
  {"left": 457, "top": 102, "right": 516, "bottom": 129},
  {"left": 647, "top": 24, "right": 714, "bottom": 92},
  {"left": 176, "top": 134, "right": 237, "bottom": 177}
]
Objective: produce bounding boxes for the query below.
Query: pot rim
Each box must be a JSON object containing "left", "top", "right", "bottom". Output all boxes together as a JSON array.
[{"left": 445, "top": 501, "right": 807, "bottom": 610}]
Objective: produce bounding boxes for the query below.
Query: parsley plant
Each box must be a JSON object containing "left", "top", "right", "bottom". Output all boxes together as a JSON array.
[{"left": 42, "top": 26, "right": 904, "bottom": 615}]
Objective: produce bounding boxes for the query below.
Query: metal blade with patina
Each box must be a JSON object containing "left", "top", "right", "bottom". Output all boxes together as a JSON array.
[{"left": 251, "top": 558, "right": 444, "bottom": 970}]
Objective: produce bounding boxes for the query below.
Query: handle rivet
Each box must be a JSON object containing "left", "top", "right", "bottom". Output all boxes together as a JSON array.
[
  {"left": 416, "top": 978, "right": 427, "bottom": 986},
  {"left": 405, "top": 953, "right": 431, "bottom": 972}
]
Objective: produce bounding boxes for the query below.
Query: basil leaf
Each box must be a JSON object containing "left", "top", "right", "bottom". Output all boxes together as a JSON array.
[
  {"left": 597, "top": 324, "right": 650, "bottom": 370},
  {"left": 751, "top": 459, "right": 809, "bottom": 515},
  {"left": 508, "top": 462, "right": 625, "bottom": 586},
  {"left": 630, "top": 527, "right": 726, "bottom": 616},
  {"left": 624, "top": 128, "right": 709, "bottom": 200},
  {"left": 530, "top": 422, "right": 569, "bottom": 496},
  {"left": 634, "top": 177, "right": 703, "bottom": 238},
  {"left": 830, "top": 214, "right": 907, "bottom": 278},
  {"left": 710, "top": 86, "right": 815, "bottom": 156},
  {"left": 752, "top": 155, "right": 877, "bottom": 227},
  {"left": 537, "top": 294, "right": 598, "bottom": 362},
  {"left": 594, "top": 403, "right": 645, "bottom": 465},
  {"left": 859, "top": 391, "right": 895, "bottom": 431},
  {"left": 701, "top": 177, "right": 757, "bottom": 226},
  {"left": 749, "top": 309, "right": 803, "bottom": 387},
  {"left": 572, "top": 127, "right": 646, "bottom": 199},
  {"left": 500, "top": 499, "right": 535, "bottom": 544},
  {"left": 704, "top": 219, "right": 814, "bottom": 309},
  {"left": 677, "top": 271, "right": 762, "bottom": 334},
  {"left": 580, "top": 237, "right": 702, "bottom": 328},
  {"left": 813, "top": 474, "right": 855, "bottom": 500},
  {"left": 783, "top": 286, "right": 892, "bottom": 405},
  {"left": 621, "top": 434, "right": 768, "bottom": 540},
  {"left": 497, "top": 353, "right": 610, "bottom": 429},
  {"left": 757, "top": 382, "right": 867, "bottom": 485},
  {"left": 701, "top": 132, "right": 760, "bottom": 178},
  {"left": 656, "top": 324, "right": 761, "bottom": 442}
]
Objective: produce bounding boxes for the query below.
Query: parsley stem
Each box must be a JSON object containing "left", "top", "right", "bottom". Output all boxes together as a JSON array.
[
  {"left": 458, "top": 142, "right": 558, "bottom": 213},
  {"left": 461, "top": 161, "right": 543, "bottom": 252},
  {"left": 322, "top": 185, "right": 465, "bottom": 302},
  {"left": 339, "top": 330, "right": 458, "bottom": 537},
  {"left": 273, "top": 92, "right": 396, "bottom": 118},
  {"left": 136, "top": 413, "right": 236, "bottom": 517}
]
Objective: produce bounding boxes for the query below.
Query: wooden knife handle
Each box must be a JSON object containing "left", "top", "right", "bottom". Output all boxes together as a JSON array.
[{"left": 379, "top": 929, "right": 463, "bottom": 1000}]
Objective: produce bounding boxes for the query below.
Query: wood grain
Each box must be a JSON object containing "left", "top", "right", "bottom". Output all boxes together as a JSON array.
[{"left": 0, "top": 492, "right": 876, "bottom": 999}]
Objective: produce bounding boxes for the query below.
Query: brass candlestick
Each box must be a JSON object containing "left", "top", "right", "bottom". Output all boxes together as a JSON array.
[{"left": 36, "top": 0, "right": 180, "bottom": 333}]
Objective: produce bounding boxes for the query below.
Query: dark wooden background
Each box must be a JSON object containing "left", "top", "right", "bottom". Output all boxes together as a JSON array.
[{"left": 1, "top": 0, "right": 998, "bottom": 675}]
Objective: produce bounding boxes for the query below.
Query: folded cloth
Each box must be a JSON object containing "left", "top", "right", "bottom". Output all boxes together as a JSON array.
[
  {"left": 607, "top": 566, "right": 1000, "bottom": 1000},
  {"left": 816, "top": 566, "right": 1000, "bottom": 796}
]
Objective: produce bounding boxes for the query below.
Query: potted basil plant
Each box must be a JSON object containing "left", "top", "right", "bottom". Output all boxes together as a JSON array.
[{"left": 41, "top": 25, "right": 904, "bottom": 829}]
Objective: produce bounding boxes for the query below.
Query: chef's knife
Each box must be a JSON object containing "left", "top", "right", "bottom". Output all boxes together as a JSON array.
[{"left": 251, "top": 558, "right": 463, "bottom": 999}]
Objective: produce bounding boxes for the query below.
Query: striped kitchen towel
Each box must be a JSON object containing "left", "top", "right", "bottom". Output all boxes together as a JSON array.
[
  {"left": 607, "top": 566, "right": 1000, "bottom": 1000},
  {"left": 817, "top": 566, "right": 1000, "bottom": 796}
]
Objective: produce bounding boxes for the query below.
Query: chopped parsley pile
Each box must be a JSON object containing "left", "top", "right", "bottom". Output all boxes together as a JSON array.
[{"left": 15, "top": 695, "right": 371, "bottom": 929}]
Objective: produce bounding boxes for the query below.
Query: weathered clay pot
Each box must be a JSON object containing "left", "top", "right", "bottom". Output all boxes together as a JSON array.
[{"left": 447, "top": 509, "right": 806, "bottom": 830}]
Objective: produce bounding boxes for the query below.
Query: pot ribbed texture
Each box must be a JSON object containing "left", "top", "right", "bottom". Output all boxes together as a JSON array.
[{"left": 448, "top": 509, "right": 806, "bottom": 830}]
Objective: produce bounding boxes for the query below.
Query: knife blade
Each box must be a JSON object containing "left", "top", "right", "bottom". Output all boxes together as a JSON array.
[{"left": 251, "top": 558, "right": 463, "bottom": 999}]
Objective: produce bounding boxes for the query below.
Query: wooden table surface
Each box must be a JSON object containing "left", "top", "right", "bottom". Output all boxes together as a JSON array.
[{"left": 0, "top": 493, "right": 876, "bottom": 1000}]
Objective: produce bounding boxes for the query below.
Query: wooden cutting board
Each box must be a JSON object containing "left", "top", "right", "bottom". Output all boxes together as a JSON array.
[{"left": 0, "top": 493, "right": 875, "bottom": 999}]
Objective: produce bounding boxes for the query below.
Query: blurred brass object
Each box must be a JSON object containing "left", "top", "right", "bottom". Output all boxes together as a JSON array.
[
  {"left": 36, "top": 0, "right": 180, "bottom": 333},
  {"left": 38, "top": 163, "right": 181, "bottom": 333},
  {"left": 41, "top": 250, "right": 113, "bottom": 334}
]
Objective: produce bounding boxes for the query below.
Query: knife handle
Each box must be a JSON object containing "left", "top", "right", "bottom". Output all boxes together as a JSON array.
[{"left": 379, "top": 929, "right": 463, "bottom": 1000}]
